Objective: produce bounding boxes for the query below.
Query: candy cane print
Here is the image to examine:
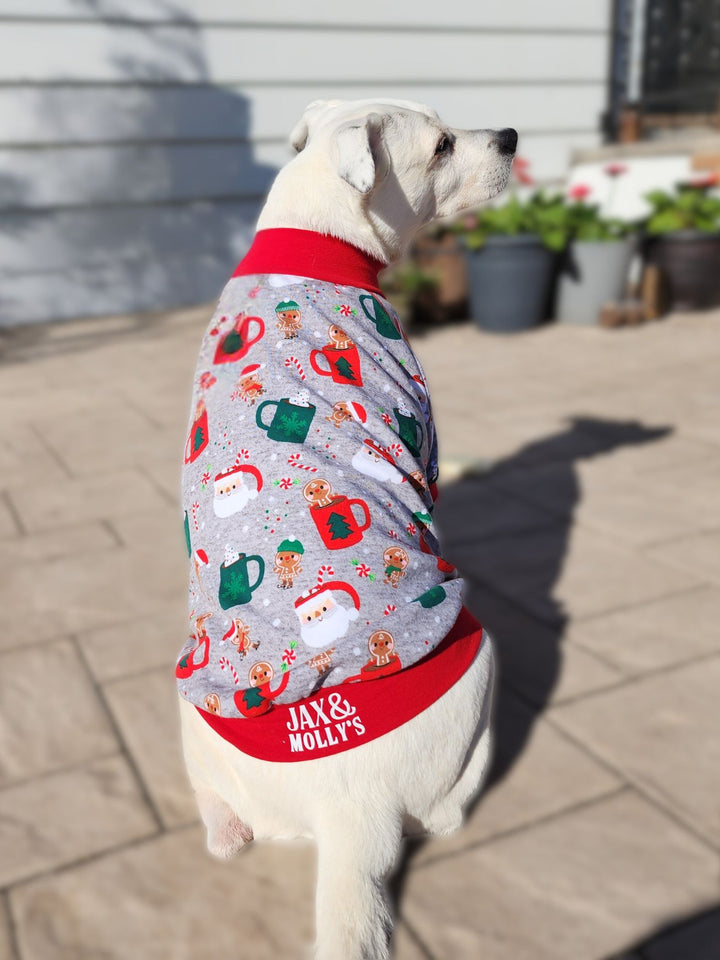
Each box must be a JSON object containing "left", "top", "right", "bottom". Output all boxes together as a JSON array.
[
  {"left": 387, "top": 442, "right": 403, "bottom": 460},
  {"left": 383, "top": 604, "right": 397, "bottom": 617},
  {"left": 191, "top": 501, "right": 200, "bottom": 531},
  {"left": 218, "top": 656, "right": 240, "bottom": 686},
  {"left": 287, "top": 452, "right": 318, "bottom": 473},
  {"left": 284, "top": 356, "right": 306, "bottom": 381},
  {"left": 317, "top": 564, "right": 335, "bottom": 585}
]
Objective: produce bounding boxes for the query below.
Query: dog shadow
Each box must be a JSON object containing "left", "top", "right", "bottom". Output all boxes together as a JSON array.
[{"left": 389, "top": 415, "right": 672, "bottom": 937}]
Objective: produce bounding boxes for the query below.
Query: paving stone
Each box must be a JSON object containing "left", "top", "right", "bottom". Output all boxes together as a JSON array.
[
  {"left": 0, "top": 899, "right": 13, "bottom": 960},
  {"left": 11, "top": 828, "right": 315, "bottom": 960},
  {"left": 0, "top": 540, "right": 185, "bottom": 646},
  {"left": 33, "top": 400, "right": 179, "bottom": 477},
  {"left": 401, "top": 791, "right": 718, "bottom": 960},
  {"left": 412, "top": 688, "right": 622, "bottom": 868},
  {"left": 391, "top": 921, "right": 434, "bottom": 960},
  {"left": 642, "top": 455, "right": 720, "bottom": 527},
  {"left": 0, "top": 755, "right": 157, "bottom": 887},
  {"left": 447, "top": 523, "right": 700, "bottom": 626},
  {"left": 7, "top": 467, "right": 170, "bottom": 534},
  {"left": 0, "top": 640, "right": 118, "bottom": 787},
  {"left": 103, "top": 668, "right": 197, "bottom": 828},
  {"left": 568, "top": 585, "right": 720, "bottom": 676},
  {"left": 646, "top": 908, "right": 720, "bottom": 960},
  {"left": 488, "top": 458, "right": 706, "bottom": 547},
  {"left": 78, "top": 601, "right": 187, "bottom": 684},
  {"left": 0, "top": 498, "right": 18, "bottom": 540},
  {"left": 551, "top": 655, "right": 720, "bottom": 844},
  {"left": 464, "top": 584, "right": 623, "bottom": 707},
  {"left": 0, "top": 421, "right": 67, "bottom": 494},
  {"left": 0, "top": 521, "right": 116, "bottom": 576},
  {"left": 647, "top": 529, "right": 720, "bottom": 585}
]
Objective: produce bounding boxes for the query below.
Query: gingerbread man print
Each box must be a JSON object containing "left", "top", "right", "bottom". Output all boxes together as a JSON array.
[
  {"left": 382, "top": 546, "right": 409, "bottom": 588},
  {"left": 275, "top": 300, "right": 302, "bottom": 339},
  {"left": 235, "top": 660, "right": 290, "bottom": 717},
  {"left": 303, "top": 478, "right": 339, "bottom": 509},
  {"left": 273, "top": 537, "right": 304, "bottom": 589}
]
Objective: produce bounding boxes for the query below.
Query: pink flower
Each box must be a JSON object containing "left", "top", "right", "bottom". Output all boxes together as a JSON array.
[
  {"left": 604, "top": 163, "right": 628, "bottom": 178},
  {"left": 569, "top": 183, "right": 592, "bottom": 201},
  {"left": 355, "top": 563, "right": 371, "bottom": 578},
  {"left": 512, "top": 155, "right": 535, "bottom": 186},
  {"left": 687, "top": 172, "right": 719, "bottom": 189}
]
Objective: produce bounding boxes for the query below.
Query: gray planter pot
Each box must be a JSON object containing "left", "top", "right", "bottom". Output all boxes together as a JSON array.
[
  {"left": 464, "top": 233, "right": 554, "bottom": 333},
  {"left": 556, "top": 236, "right": 635, "bottom": 325}
]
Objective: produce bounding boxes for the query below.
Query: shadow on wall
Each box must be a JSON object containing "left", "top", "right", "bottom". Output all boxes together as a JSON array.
[
  {"left": 390, "top": 417, "right": 672, "bottom": 930},
  {"left": 0, "top": 0, "right": 278, "bottom": 326}
]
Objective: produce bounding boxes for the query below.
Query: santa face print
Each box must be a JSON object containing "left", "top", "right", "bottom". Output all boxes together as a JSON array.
[
  {"left": 296, "top": 594, "right": 359, "bottom": 649},
  {"left": 213, "top": 463, "right": 263, "bottom": 519},
  {"left": 352, "top": 442, "right": 403, "bottom": 484}
]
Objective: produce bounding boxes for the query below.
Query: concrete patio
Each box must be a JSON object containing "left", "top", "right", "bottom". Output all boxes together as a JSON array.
[{"left": 0, "top": 304, "right": 718, "bottom": 959}]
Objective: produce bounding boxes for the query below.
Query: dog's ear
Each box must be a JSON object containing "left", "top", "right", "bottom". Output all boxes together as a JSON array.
[
  {"left": 289, "top": 99, "right": 345, "bottom": 153},
  {"left": 335, "top": 113, "right": 386, "bottom": 195}
]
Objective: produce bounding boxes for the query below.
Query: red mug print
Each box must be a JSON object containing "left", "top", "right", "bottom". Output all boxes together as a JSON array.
[
  {"left": 309, "top": 495, "right": 371, "bottom": 549},
  {"left": 184, "top": 400, "right": 209, "bottom": 464},
  {"left": 213, "top": 313, "right": 265, "bottom": 365},
  {"left": 310, "top": 343, "right": 363, "bottom": 387}
]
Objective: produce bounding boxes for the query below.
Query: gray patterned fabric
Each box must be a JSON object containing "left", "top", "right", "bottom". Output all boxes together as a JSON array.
[{"left": 177, "top": 272, "right": 464, "bottom": 718}]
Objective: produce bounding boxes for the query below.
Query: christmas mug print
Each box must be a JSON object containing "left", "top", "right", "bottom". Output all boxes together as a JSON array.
[
  {"left": 309, "top": 495, "right": 372, "bottom": 550},
  {"left": 213, "top": 313, "right": 265, "bottom": 365},
  {"left": 359, "top": 293, "right": 402, "bottom": 340},
  {"left": 309, "top": 338, "right": 363, "bottom": 387},
  {"left": 256, "top": 392, "right": 317, "bottom": 443},
  {"left": 218, "top": 546, "right": 265, "bottom": 609},
  {"left": 184, "top": 399, "right": 209, "bottom": 464}
]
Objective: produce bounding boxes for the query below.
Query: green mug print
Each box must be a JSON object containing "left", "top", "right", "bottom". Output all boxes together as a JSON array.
[
  {"left": 393, "top": 407, "right": 423, "bottom": 457},
  {"left": 359, "top": 294, "right": 402, "bottom": 340},
  {"left": 256, "top": 397, "right": 316, "bottom": 443},
  {"left": 218, "top": 552, "right": 265, "bottom": 609}
]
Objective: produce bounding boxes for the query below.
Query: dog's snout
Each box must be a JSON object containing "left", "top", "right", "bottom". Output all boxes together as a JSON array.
[{"left": 494, "top": 128, "right": 518, "bottom": 156}]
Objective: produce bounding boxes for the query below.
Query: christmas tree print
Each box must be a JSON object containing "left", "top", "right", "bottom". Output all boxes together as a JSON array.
[
  {"left": 241, "top": 685, "right": 265, "bottom": 710},
  {"left": 327, "top": 510, "right": 354, "bottom": 542},
  {"left": 335, "top": 355, "right": 357, "bottom": 383}
]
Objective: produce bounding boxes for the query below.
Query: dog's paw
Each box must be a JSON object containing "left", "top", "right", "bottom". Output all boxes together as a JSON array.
[{"left": 206, "top": 816, "right": 254, "bottom": 859}]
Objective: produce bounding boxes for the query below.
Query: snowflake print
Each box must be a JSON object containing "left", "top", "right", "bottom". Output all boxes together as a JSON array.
[{"left": 334, "top": 304, "right": 357, "bottom": 318}]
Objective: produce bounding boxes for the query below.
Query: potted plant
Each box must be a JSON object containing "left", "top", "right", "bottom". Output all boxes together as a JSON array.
[
  {"left": 556, "top": 173, "right": 637, "bottom": 325},
  {"left": 457, "top": 190, "right": 570, "bottom": 333},
  {"left": 642, "top": 175, "right": 720, "bottom": 311}
]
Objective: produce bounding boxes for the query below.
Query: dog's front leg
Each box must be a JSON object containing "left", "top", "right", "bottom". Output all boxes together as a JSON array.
[{"left": 314, "top": 806, "right": 401, "bottom": 960}]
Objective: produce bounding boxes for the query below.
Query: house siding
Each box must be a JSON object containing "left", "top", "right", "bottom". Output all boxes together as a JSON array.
[{"left": 0, "top": 1, "right": 612, "bottom": 325}]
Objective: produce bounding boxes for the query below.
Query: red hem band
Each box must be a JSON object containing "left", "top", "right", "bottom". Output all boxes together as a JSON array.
[
  {"left": 196, "top": 606, "right": 483, "bottom": 762},
  {"left": 232, "top": 228, "right": 386, "bottom": 297}
]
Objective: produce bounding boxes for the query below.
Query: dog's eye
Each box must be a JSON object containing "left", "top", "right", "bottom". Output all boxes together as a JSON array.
[{"left": 435, "top": 135, "right": 453, "bottom": 156}]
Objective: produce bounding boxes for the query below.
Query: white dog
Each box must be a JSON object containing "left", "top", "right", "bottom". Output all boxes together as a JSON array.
[{"left": 179, "top": 98, "right": 516, "bottom": 959}]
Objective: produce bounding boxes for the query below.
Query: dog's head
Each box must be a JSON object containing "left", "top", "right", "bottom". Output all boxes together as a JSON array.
[{"left": 260, "top": 98, "right": 516, "bottom": 263}]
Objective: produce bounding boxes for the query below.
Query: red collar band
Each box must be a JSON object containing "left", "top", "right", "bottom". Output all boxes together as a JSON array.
[{"left": 233, "top": 228, "right": 386, "bottom": 296}]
